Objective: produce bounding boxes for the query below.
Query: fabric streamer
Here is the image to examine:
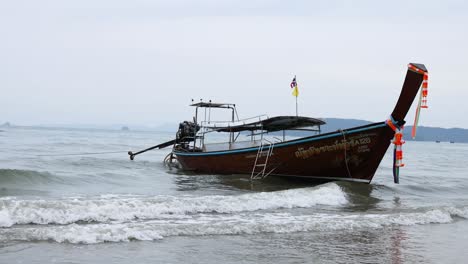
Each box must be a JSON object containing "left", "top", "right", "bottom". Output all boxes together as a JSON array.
[
  {"left": 386, "top": 116, "right": 405, "bottom": 183},
  {"left": 408, "top": 64, "right": 429, "bottom": 138}
]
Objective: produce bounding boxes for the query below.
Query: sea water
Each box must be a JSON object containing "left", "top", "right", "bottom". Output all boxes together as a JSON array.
[{"left": 0, "top": 127, "right": 467, "bottom": 263}]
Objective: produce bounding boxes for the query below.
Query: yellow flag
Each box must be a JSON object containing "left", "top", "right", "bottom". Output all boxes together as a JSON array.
[{"left": 292, "top": 85, "right": 299, "bottom": 97}]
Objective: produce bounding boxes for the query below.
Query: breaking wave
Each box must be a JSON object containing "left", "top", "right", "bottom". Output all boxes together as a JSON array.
[
  {"left": 0, "top": 183, "right": 347, "bottom": 227},
  {"left": 1, "top": 181, "right": 467, "bottom": 244},
  {"left": 1, "top": 207, "right": 467, "bottom": 244}
]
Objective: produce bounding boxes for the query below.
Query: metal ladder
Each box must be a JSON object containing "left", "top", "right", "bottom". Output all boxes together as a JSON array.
[{"left": 251, "top": 139, "right": 275, "bottom": 180}]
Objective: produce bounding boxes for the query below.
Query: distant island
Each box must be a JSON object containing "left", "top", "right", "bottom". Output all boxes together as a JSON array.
[
  {"left": 0, "top": 122, "right": 11, "bottom": 127},
  {"left": 281, "top": 118, "right": 468, "bottom": 143},
  {"left": 321, "top": 118, "right": 467, "bottom": 143}
]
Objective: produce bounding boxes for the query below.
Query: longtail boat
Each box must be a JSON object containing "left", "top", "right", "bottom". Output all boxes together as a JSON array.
[{"left": 129, "top": 63, "right": 429, "bottom": 184}]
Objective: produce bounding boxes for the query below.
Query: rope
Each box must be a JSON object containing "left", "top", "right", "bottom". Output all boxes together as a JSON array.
[
  {"left": 163, "top": 152, "right": 177, "bottom": 165},
  {"left": 37, "top": 151, "right": 126, "bottom": 157},
  {"left": 340, "top": 129, "right": 352, "bottom": 178}
]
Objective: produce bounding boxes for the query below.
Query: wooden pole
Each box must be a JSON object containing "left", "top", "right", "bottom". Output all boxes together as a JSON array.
[{"left": 296, "top": 96, "right": 298, "bottom": 117}]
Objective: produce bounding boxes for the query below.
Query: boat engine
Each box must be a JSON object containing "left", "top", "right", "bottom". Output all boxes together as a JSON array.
[{"left": 176, "top": 121, "right": 200, "bottom": 144}]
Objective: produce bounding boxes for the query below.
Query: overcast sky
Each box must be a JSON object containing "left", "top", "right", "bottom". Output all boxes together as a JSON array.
[{"left": 1, "top": 0, "right": 467, "bottom": 128}]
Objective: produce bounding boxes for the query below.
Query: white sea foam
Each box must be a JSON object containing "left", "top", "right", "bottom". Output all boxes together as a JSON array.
[
  {"left": 0, "top": 183, "right": 347, "bottom": 227},
  {"left": 3, "top": 181, "right": 467, "bottom": 244},
  {"left": 0, "top": 208, "right": 463, "bottom": 244},
  {"left": 446, "top": 206, "right": 468, "bottom": 219},
  {"left": 0, "top": 210, "right": 13, "bottom": 227}
]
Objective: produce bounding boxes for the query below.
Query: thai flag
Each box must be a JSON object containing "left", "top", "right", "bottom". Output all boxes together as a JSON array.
[{"left": 290, "top": 76, "right": 297, "bottom": 88}]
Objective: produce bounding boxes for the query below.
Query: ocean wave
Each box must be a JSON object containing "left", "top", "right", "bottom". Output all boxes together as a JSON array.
[
  {"left": 0, "top": 183, "right": 347, "bottom": 227},
  {"left": 1, "top": 207, "right": 466, "bottom": 244},
  {"left": 0, "top": 169, "right": 65, "bottom": 185}
]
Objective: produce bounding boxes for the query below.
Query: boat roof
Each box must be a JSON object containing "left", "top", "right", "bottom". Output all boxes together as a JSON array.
[
  {"left": 208, "top": 116, "right": 326, "bottom": 132},
  {"left": 190, "top": 102, "right": 235, "bottom": 108}
]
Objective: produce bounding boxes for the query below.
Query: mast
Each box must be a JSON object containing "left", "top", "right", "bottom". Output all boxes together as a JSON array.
[{"left": 296, "top": 96, "right": 298, "bottom": 117}]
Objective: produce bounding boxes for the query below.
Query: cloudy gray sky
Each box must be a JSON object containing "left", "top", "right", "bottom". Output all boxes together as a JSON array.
[{"left": 1, "top": 0, "right": 467, "bottom": 128}]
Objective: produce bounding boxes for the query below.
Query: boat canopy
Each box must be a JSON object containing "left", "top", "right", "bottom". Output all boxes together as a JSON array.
[
  {"left": 190, "top": 102, "right": 235, "bottom": 109},
  {"left": 206, "top": 116, "right": 326, "bottom": 133}
]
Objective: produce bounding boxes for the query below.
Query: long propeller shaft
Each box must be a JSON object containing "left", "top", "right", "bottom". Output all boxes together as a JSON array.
[{"left": 128, "top": 139, "right": 176, "bottom": 160}]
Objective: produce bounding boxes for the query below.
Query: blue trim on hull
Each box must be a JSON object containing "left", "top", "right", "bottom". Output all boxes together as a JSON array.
[
  {"left": 272, "top": 174, "right": 371, "bottom": 183},
  {"left": 175, "top": 122, "right": 387, "bottom": 157}
]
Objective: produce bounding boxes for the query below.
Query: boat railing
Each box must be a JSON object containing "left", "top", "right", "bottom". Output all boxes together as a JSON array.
[
  {"left": 202, "top": 137, "right": 280, "bottom": 152},
  {"left": 200, "top": 114, "right": 269, "bottom": 129}
]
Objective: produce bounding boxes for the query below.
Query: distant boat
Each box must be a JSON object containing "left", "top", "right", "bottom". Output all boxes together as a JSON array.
[
  {"left": 121, "top": 126, "right": 130, "bottom": 131},
  {"left": 129, "top": 63, "right": 428, "bottom": 184},
  {"left": 450, "top": 141, "right": 455, "bottom": 144},
  {"left": 436, "top": 141, "right": 440, "bottom": 143}
]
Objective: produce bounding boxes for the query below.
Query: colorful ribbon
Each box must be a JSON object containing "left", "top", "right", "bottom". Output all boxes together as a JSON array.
[
  {"left": 386, "top": 116, "right": 405, "bottom": 183},
  {"left": 408, "top": 63, "right": 429, "bottom": 138}
]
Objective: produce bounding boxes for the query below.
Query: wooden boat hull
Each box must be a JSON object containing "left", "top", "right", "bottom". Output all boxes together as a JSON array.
[
  {"left": 174, "top": 63, "right": 427, "bottom": 183},
  {"left": 175, "top": 122, "right": 394, "bottom": 183}
]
